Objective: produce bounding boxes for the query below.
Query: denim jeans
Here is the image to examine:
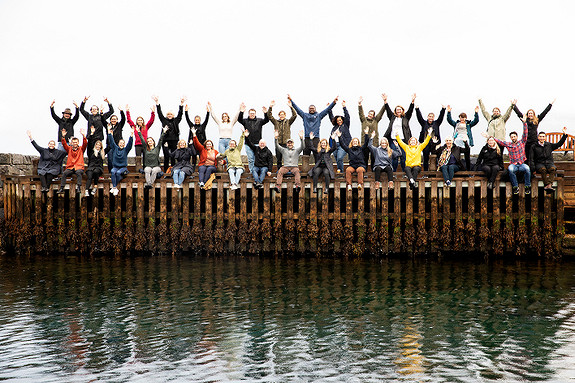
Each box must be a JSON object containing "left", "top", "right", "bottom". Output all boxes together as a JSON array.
[
  {"left": 334, "top": 144, "right": 346, "bottom": 172},
  {"left": 244, "top": 144, "right": 255, "bottom": 174},
  {"left": 228, "top": 167, "right": 244, "bottom": 185},
  {"left": 253, "top": 166, "right": 268, "bottom": 184},
  {"left": 390, "top": 140, "right": 405, "bottom": 171},
  {"left": 508, "top": 163, "right": 531, "bottom": 187},
  {"left": 172, "top": 169, "right": 186, "bottom": 185},
  {"left": 110, "top": 167, "right": 127, "bottom": 187},
  {"left": 198, "top": 165, "right": 217, "bottom": 183},
  {"left": 218, "top": 138, "right": 231, "bottom": 154},
  {"left": 439, "top": 164, "right": 459, "bottom": 182}
]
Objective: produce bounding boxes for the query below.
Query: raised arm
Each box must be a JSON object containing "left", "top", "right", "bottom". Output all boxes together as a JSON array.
[
  {"left": 513, "top": 104, "right": 524, "bottom": 119},
  {"left": 538, "top": 103, "right": 553, "bottom": 122},
  {"left": 550, "top": 129, "right": 568, "bottom": 151},
  {"left": 291, "top": 100, "right": 305, "bottom": 118},
  {"left": 201, "top": 110, "right": 209, "bottom": 129},
  {"left": 126, "top": 110, "right": 135, "bottom": 127},
  {"left": 405, "top": 102, "right": 414, "bottom": 120},
  {"left": 502, "top": 103, "right": 513, "bottom": 122},
  {"left": 470, "top": 111, "right": 479, "bottom": 127},
  {"left": 80, "top": 100, "right": 90, "bottom": 120},
  {"left": 185, "top": 109, "right": 193, "bottom": 127},
  {"left": 415, "top": 107, "right": 426, "bottom": 127},
  {"left": 318, "top": 100, "right": 336, "bottom": 120},
  {"left": 343, "top": 106, "right": 350, "bottom": 126},
  {"left": 146, "top": 110, "right": 155, "bottom": 129},
  {"left": 288, "top": 106, "right": 297, "bottom": 125},
  {"left": 478, "top": 99, "right": 490, "bottom": 121},
  {"left": 358, "top": 104, "right": 366, "bottom": 123},
  {"left": 446, "top": 111, "right": 457, "bottom": 127},
  {"left": 50, "top": 105, "right": 62, "bottom": 123}
]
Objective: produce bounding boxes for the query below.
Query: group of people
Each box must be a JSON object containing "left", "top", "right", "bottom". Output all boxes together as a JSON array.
[{"left": 29, "top": 94, "right": 566, "bottom": 196}]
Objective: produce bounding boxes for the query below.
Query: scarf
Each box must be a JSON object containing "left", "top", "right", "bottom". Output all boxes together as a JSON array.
[{"left": 437, "top": 147, "right": 452, "bottom": 167}]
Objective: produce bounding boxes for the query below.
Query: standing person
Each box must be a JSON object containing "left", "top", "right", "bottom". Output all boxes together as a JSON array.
[
  {"left": 307, "top": 131, "right": 338, "bottom": 194},
  {"left": 170, "top": 140, "right": 196, "bottom": 189},
  {"left": 415, "top": 104, "right": 445, "bottom": 171},
  {"left": 446, "top": 105, "right": 479, "bottom": 170},
  {"left": 153, "top": 95, "right": 185, "bottom": 172},
  {"left": 126, "top": 104, "right": 156, "bottom": 159},
  {"left": 27, "top": 130, "right": 66, "bottom": 192},
  {"left": 479, "top": 98, "right": 513, "bottom": 148},
  {"left": 107, "top": 128, "right": 133, "bottom": 196},
  {"left": 136, "top": 125, "right": 167, "bottom": 189},
  {"left": 529, "top": 127, "right": 568, "bottom": 193},
  {"left": 267, "top": 100, "right": 297, "bottom": 168},
  {"left": 57, "top": 129, "right": 88, "bottom": 194},
  {"left": 339, "top": 129, "right": 369, "bottom": 190},
  {"left": 328, "top": 101, "right": 351, "bottom": 173},
  {"left": 431, "top": 136, "right": 465, "bottom": 187},
  {"left": 368, "top": 135, "right": 400, "bottom": 190},
  {"left": 219, "top": 131, "right": 246, "bottom": 190},
  {"left": 192, "top": 128, "right": 220, "bottom": 188},
  {"left": 383, "top": 93, "right": 416, "bottom": 171},
  {"left": 396, "top": 128, "right": 433, "bottom": 189},
  {"left": 513, "top": 98, "right": 555, "bottom": 161},
  {"left": 80, "top": 96, "right": 114, "bottom": 153},
  {"left": 50, "top": 100, "right": 79, "bottom": 151},
  {"left": 474, "top": 136, "right": 503, "bottom": 190},
  {"left": 358, "top": 95, "right": 386, "bottom": 170},
  {"left": 274, "top": 130, "right": 304, "bottom": 193},
  {"left": 237, "top": 103, "right": 270, "bottom": 175},
  {"left": 185, "top": 104, "right": 210, "bottom": 149},
  {"left": 207, "top": 101, "right": 241, "bottom": 154},
  {"left": 288, "top": 94, "right": 338, "bottom": 160},
  {"left": 84, "top": 138, "right": 107, "bottom": 196},
  {"left": 244, "top": 130, "right": 274, "bottom": 189},
  {"left": 488, "top": 118, "right": 531, "bottom": 195}
]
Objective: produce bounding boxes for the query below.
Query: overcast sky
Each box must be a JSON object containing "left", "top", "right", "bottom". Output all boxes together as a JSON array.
[{"left": 1, "top": 0, "right": 574, "bottom": 155}]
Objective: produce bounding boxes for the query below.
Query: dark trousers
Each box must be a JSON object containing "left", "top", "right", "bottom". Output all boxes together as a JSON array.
[
  {"left": 535, "top": 164, "right": 557, "bottom": 186},
  {"left": 60, "top": 169, "right": 84, "bottom": 188},
  {"left": 86, "top": 169, "right": 103, "bottom": 190},
  {"left": 312, "top": 166, "right": 330, "bottom": 190},
  {"left": 481, "top": 165, "right": 500, "bottom": 183},
  {"left": 422, "top": 146, "right": 432, "bottom": 171},
  {"left": 162, "top": 140, "right": 178, "bottom": 171},
  {"left": 374, "top": 166, "right": 393, "bottom": 182},
  {"left": 463, "top": 145, "right": 471, "bottom": 170},
  {"left": 304, "top": 137, "right": 320, "bottom": 160},
  {"left": 404, "top": 166, "right": 421, "bottom": 181},
  {"left": 39, "top": 173, "right": 57, "bottom": 188}
]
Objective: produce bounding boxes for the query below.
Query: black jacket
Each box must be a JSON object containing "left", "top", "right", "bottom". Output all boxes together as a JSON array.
[
  {"left": 51, "top": 106, "right": 79, "bottom": 142},
  {"left": 514, "top": 104, "right": 552, "bottom": 143},
  {"left": 157, "top": 104, "right": 183, "bottom": 142},
  {"left": 416, "top": 107, "right": 445, "bottom": 142},
  {"left": 475, "top": 145, "right": 503, "bottom": 169},
  {"left": 383, "top": 102, "right": 414, "bottom": 141},
  {"left": 238, "top": 112, "right": 270, "bottom": 145},
  {"left": 87, "top": 148, "right": 107, "bottom": 172},
  {"left": 245, "top": 139, "right": 274, "bottom": 170},
  {"left": 80, "top": 101, "right": 114, "bottom": 141},
  {"left": 31, "top": 140, "right": 66, "bottom": 175},
  {"left": 529, "top": 134, "right": 567, "bottom": 169},
  {"left": 170, "top": 147, "right": 196, "bottom": 175},
  {"left": 340, "top": 134, "right": 369, "bottom": 168},
  {"left": 186, "top": 110, "right": 209, "bottom": 144},
  {"left": 432, "top": 143, "right": 465, "bottom": 170},
  {"left": 307, "top": 139, "right": 337, "bottom": 180},
  {"left": 107, "top": 110, "right": 126, "bottom": 144}
]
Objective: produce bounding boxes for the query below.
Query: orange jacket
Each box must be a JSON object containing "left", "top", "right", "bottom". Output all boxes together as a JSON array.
[{"left": 61, "top": 136, "right": 87, "bottom": 170}]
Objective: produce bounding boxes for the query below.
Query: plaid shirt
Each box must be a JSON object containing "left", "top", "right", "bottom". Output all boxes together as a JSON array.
[{"left": 494, "top": 122, "right": 528, "bottom": 165}]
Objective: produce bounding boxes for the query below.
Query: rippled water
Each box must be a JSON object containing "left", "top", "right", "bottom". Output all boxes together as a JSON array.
[{"left": 0, "top": 255, "right": 574, "bottom": 382}]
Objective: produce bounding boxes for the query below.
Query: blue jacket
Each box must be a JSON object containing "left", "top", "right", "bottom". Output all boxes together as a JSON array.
[
  {"left": 292, "top": 101, "right": 335, "bottom": 136},
  {"left": 329, "top": 107, "right": 352, "bottom": 146},
  {"left": 107, "top": 133, "right": 133, "bottom": 168},
  {"left": 447, "top": 111, "right": 479, "bottom": 147}
]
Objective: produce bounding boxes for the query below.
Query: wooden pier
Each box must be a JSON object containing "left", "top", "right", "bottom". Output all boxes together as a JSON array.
[{"left": 0, "top": 168, "right": 569, "bottom": 257}]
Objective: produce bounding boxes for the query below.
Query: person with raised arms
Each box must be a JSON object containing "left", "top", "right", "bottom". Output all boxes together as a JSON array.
[
  {"left": 267, "top": 99, "right": 298, "bottom": 169},
  {"left": 358, "top": 95, "right": 386, "bottom": 170},
  {"left": 368, "top": 134, "right": 400, "bottom": 190},
  {"left": 126, "top": 104, "right": 156, "bottom": 159},
  {"left": 185, "top": 103, "right": 210, "bottom": 154},
  {"left": 207, "top": 101, "right": 241, "bottom": 154},
  {"left": 27, "top": 130, "right": 67, "bottom": 193},
  {"left": 446, "top": 105, "right": 479, "bottom": 170},
  {"left": 431, "top": 136, "right": 465, "bottom": 187},
  {"left": 106, "top": 125, "right": 133, "bottom": 196},
  {"left": 191, "top": 127, "right": 220, "bottom": 189},
  {"left": 218, "top": 130, "right": 246, "bottom": 190},
  {"left": 57, "top": 128, "right": 88, "bottom": 194},
  {"left": 237, "top": 103, "right": 270, "bottom": 175},
  {"left": 80, "top": 95, "right": 114, "bottom": 153},
  {"left": 478, "top": 98, "right": 513, "bottom": 149},
  {"left": 338, "top": 128, "right": 369, "bottom": 190},
  {"left": 396, "top": 128, "right": 433, "bottom": 190},
  {"left": 152, "top": 95, "right": 185, "bottom": 172},
  {"left": 50, "top": 99, "right": 79, "bottom": 151},
  {"left": 84, "top": 133, "right": 107, "bottom": 196},
  {"left": 328, "top": 100, "right": 351, "bottom": 174},
  {"left": 415, "top": 104, "right": 445, "bottom": 171},
  {"left": 382, "top": 93, "right": 416, "bottom": 171},
  {"left": 513, "top": 98, "right": 555, "bottom": 162},
  {"left": 274, "top": 130, "right": 304, "bottom": 194},
  {"left": 136, "top": 125, "right": 167, "bottom": 189},
  {"left": 529, "top": 127, "right": 568, "bottom": 193}
]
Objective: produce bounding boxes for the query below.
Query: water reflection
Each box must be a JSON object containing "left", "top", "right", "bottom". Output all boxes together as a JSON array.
[{"left": 0, "top": 255, "right": 574, "bottom": 382}]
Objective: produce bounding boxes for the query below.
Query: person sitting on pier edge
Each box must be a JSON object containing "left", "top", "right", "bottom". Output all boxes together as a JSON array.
[
  {"left": 267, "top": 99, "right": 297, "bottom": 169},
  {"left": 329, "top": 100, "right": 351, "bottom": 173},
  {"left": 191, "top": 128, "right": 219, "bottom": 189},
  {"left": 244, "top": 130, "right": 274, "bottom": 189},
  {"left": 274, "top": 130, "right": 304, "bottom": 194},
  {"left": 479, "top": 98, "right": 513, "bottom": 151},
  {"left": 136, "top": 125, "right": 167, "bottom": 189},
  {"left": 432, "top": 136, "right": 464, "bottom": 187},
  {"left": 50, "top": 100, "right": 79, "bottom": 151},
  {"left": 126, "top": 104, "right": 155, "bottom": 159},
  {"left": 513, "top": 98, "right": 555, "bottom": 162},
  {"left": 489, "top": 118, "right": 531, "bottom": 195},
  {"left": 415, "top": 104, "right": 445, "bottom": 171},
  {"left": 288, "top": 94, "right": 337, "bottom": 161},
  {"left": 307, "top": 131, "right": 338, "bottom": 194},
  {"left": 208, "top": 101, "right": 241, "bottom": 154},
  {"left": 358, "top": 95, "right": 386, "bottom": 171},
  {"left": 80, "top": 96, "right": 114, "bottom": 154},
  {"left": 27, "top": 130, "right": 67, "bottom": 193},
  {"left": 105, "top": 106, "right": 126, "bottom": 171},
  {"left": 474, "top": 136, "right": 503, "bottom": 190},
  {"left": 338, "top": 128, "right": 370, "bottom": 190},
  {"left": 85, "top": 136, "right": 107, "bottom": 196},
  {"left": 57, "top": 128, "right": 87, "bottom": 194},
  {"left": 238, "top": 103, "right": 270, "bottom": 175},
  {"left": 170, "top": 139, "right": 196, "bottom": 189},
  {"left": 185, "top": 103, "right": 209, "bottom": 170},
  {"left": 218, "top": 131, "right": 245, "bottom": 190},
  {"left": 396, "top": 128, "right": 433, "bottom": 190},
  {"left": 529, "top": 127, "right": 568, "bottom": 193},
  {"left": 447, "top": 105, "right": 478, "bottom": 170},
  {"left": 107, "top": 126, "right": 133, "bottom": 196},
  {"left": 369, "top": 135, "right": 400, "bottom": 190},
  {"left": 383, "top": 93, "right": 416, "bottom": 171},
  {"left": 153, "top": 95, "right": 184, "bottom": 172}
]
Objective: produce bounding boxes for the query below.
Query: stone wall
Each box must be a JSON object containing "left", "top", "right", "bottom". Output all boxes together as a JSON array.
[{"left": 0, "top": 153, "right": 38, "bottom": 176}]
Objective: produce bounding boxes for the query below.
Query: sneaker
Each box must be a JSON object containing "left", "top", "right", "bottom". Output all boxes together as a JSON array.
[
  {"left": 487, "top": 182, "right": 493, "bottom": 190},
  {"left": 199, "top": 182, "right": 204, "bottom": 187},
  {"left": 358, "top": 184, "right": 363, "bottom": 189},
  {"left": 91, "top": 187, "right": 97, "bottom": 195},
  {"left": 512, "top": 186, "right": 519, "bottom": 195},
  {"left": 347, "top": 184, "right": 352, "bottom": 191},
  {"left": 445, "top": 180, "right": 451, "bottom": 187},
  {"left": 336, "top": 169, "right": 341, "bottom": 174},
  {"left": 323, "top": 188, "right": 329, "bottom": 194},
  {"left": 274, "top": 186, "right": 280, "bottom": 193},
  {"left": 295, "top": 186, "right": 301, "bottom": 193},
  {"left": 525, "top": 186, "right": 531, "bottom": 195},
  {"left": 313, "top": 187, "right": 318, "bottom": 194},
  {"left": 84, "top": 190, "right": 90, "bottom": 197},
  {"left": 408, "top": 181, "right": 414, "bottom": 190}
]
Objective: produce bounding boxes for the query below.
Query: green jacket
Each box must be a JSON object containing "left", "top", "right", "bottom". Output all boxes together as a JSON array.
[
  {"left": 221, "top": 134, "right": 244, "bottom": 169},
  {"left": 479, "top": 99, "right": 513, "bottom": 141},
  {"left": 267, "top": 106, "right": 297, "bottom": 145},
  {"left": 138, "top": 130, "right": 164, "bottom": 168},
  {"left": 359, "top": 104, "right": 385, "bottom": 146}
]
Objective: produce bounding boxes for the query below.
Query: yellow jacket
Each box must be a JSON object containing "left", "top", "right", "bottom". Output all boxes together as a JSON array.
[{"left": 396, "top": 134, "right": 431, "bottom": 167}]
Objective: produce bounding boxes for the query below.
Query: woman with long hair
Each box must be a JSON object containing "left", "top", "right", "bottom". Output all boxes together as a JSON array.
[
  {"left": 126, "top": 104, "right": 155, "bottom": 158},
  {"left": 513, "top": 98, "right": 555, "bottom": 161},
  {"left": 208, "top": 101, "right": 241, "bottom": 154},
  {"left": 446, "top": 105, "right": 479, "bottom": 170},
  {"left": 107, "top": 126, "right": 133, "bottom": 196},
  {"left": 338, "top": 128, "right": 369, "bottom": 190},
  {"left": 153, "top": 95, "right": 185, "bottom": 172},
  {"left": 85, "top": 138, "right": 107, "bottom": 196},
  {"left": 307, "top": 131, "right": 338, "bottom": 194},
  {"left": 192, "top": 127, "right": 220, "bottom": 188},
  {"left": 328, "top": 101, "right": 351, "bottom": 173},
  {"left": 136, "top": 125, "right": 167, "bottom": 188},
  {"left": 395, "top": 128, "right": 432, "bottom": 189},
  {"left": 218, "top": 131, "right": 245, "bottom": 190},
  {"left": 474, "top": 136, "right": 503, "bottom": 190},
  {"left": 170, "top": 139, "right": 196, "bottom": 188},
  {"left": 382, "top": 93, "right": 416, "bottom": 171},
  {"left": 368, "top": 135, "right": 400, "bottom": 190}
]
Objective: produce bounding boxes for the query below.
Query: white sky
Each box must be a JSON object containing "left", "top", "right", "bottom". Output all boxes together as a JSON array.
[{"left": 1, "top": 0, "right": 574, "bottom": 155}]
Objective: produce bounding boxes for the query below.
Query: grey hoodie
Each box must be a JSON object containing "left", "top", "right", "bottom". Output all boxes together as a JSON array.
[{"left": 275, "top": 137, "right": 303, "bottom": 167}]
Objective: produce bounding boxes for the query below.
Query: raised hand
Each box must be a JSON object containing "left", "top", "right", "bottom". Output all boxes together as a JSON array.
[
  {"left": 72, "top": 100, "right": 78, "bottom": 108},
  {"left": 134, "top": 125, "right": 141, "bottom": 133},
  {"left": 90, "top": 126, "right": 95, "bottom": 135},
  {"left": 330, "top": 132, "right": 338, "bottom": 140},
  {"left": 151, "top": 95, "right": 159, "bottom": 104},
  {"left": 270, "top": 100, "right": 276, "bottom": 107},
  {"left": 432, "top": 137, "right": 439, "bottom": 143},
  {"left": 381, "top": 93, "right": 387, "bottom": 103},
  {"left": 26, "top": 130, "right": 32, "bottom": 140},
  {"left": 191, "top": 127, "right": 196, "bottom": 136},
  {"left": 267, "top": 171, "right": 271, "bottom": 177},
  {"left": 334, "top": 96, "right": 339, "bottom": 103},
  {"left": 185, "top": 104, "right": 189, "bottom": 112},
  {"left": 563, "top": 126, "right": 567, "bottom": 134},
  {"left": 336, "top": 129, "right": 342, "bottom": 137},
  {"left": 447, "top": 105, "right": 452, "bottom": 112},
  {"left": 206, "top": 103, "right": 210, "bottom": 111},
  {"left": 474, "top": 106, "right": 479, "bottom": 113},
  {"left": 371, "top": 131, "right": 376, "bottom": 139},
  {"left": 118, "top": 104, "right": 123, "bottom": 111},
  {"left": 243, "top": 129, "right": 250, "bottom": 137},
  {"left": 151, "top": 105, "right": 156, "bottom": 112},
  {"left": 207, "top": 101, "right": 212, "bottom": 111},
  {"left": 180, "top": 96, "right": 187, "bottom": 105},
  {"left": 309, "top": 132, "right": 315, "bottom": 139},
  {"left": 364, "top": 127, "right": 369, "bottom": 134},
  {"left": 83, "top": 95, "right": 90, "bottom": 102},
  {"left": 552, "top": 98, "right": 557, "bottom": 104},
  {"left": 125, "top": 104, "right": 129, "bottom": 111},
  {"left": 61, "top": 128, "right": 67, "bottom": 137},
  {"left": 511, "top": 99, "right": 517, "bottom": 105},
  {"left": 80, "top": 128, "right": 86, "bottom": 137},
  {"left": 50, "top": 100, "right": 55, "bottom": 107},
  {"left": 299, "top": 130, "right": 304, "bottom": 139},
  {"left": 163, "top": 126, "right": 169, "bottom": 133},
  {"left": 287, "top": 94, "right": 292, "bottom": 101},
  {"left": 412, "top": 93, "right": 417, "bottom": 102},
  {"left": 107, "top": 123, "right": 113, "bottom": 134},
  {"left": 104, "top": 97, "right": 109, "bottom": 104},
  {"left": 358, "top": 96, "right": 363, "bottom": 105},
  {"left": 428, "top": 127, "right": 433, "bottom": 135},
  {"left": 274, "top": 130, "right": 279, "bottom": 139},
  {"left": 240, "top": 102, "right": 246, "bottom": 112},
  {"left": 342, "top": 100, "right": 346, "bottom": 108},
  {"left": 262, "top": 106, "right": 268, "bottom": 113}
]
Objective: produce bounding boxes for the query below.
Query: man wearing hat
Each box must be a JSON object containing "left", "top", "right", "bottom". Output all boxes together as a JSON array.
[
  {"left": 51, "top": 100, "right": 79, "bottom": 151},
  {"left": 274, "top": 130, "right": 304, "bottom": 193}
]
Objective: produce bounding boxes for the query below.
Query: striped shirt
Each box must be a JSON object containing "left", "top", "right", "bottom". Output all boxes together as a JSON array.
[{"left": 494, "top": 122, "right": 528, "bottom": 165}]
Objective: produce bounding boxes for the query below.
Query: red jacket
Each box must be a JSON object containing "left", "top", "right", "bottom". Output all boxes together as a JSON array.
[
  {"left": 61, "top": 136, "right": 87, "bottom": 170},
  {"left": 193, "top": 136, "right": 219, "bottom": 166},
  {"left": 127, "top": 110, "right": 155, "bottom": 146}
]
